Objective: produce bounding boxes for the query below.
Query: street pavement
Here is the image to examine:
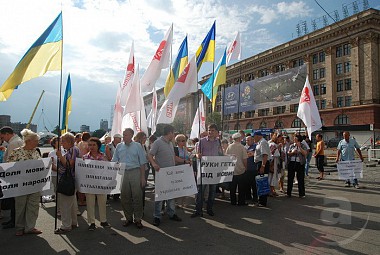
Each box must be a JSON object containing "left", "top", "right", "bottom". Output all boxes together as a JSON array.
[{"left": 0, "top": 158, "right": 379, "bottom": 254}]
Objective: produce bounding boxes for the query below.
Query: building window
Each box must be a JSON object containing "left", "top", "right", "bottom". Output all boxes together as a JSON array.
[
  {"left": 293, "top": 58, "right": 304, "bottom": 67},
  {"left": 344, "top": 78, "right": 352, "bottom": 90},
  {"left": 337, "top": 96, "right": 344, "bottom": 107},
  {"left": 246, "top": 123, "right": 253, "bottom": 129},
  {"left": 245, "top": 110, "right": 255, "bottom": 118},
  {"left": 275, "top": 120, "right": 284, "bottom": 128},
  {"left": 258, "top": 108, "right": 269, "bottom": 116},
  {"left": 234, "top": 123, "right": 241, "bottom": 130},
  {"left": 313, "top": 85, "right": 319, "bottom": 96},
  {"left": 320, "top": 99, "right": 326, "bottom": 109},
  {"left": 344, "top": 61, "right": 351, "bottom": 73},
  {"left": 312, "top": 54, "right": 318, "bottom": 64},
  {"left": 336, "top": 63, "right": 343, "bottom": 75},
  {"left": 273, "top": 106, "right": 286, "bottom": 115},
  {"left": 276, "top": 64, "right": 285, "bottom": 72},
  {"left": 259, "top": 121, "right": 267, "bottom": 128},
  {"left": 291, "top": 118, "right": 302, "bottom": 128},
  {"left": 337, "top": 80, "right": 343, "bottom": 92},
  {"left": 290, "top": 104, "right": 299, "bottom": 113},
  {"left": 313, "top": 69, "right": 319, "bottom": 80},
  {"left": 320, "top": 84, "right": 326, "bottom": 95},
  {"left": 343, "top": 44, "right": 351, "bottom": 56},
  {"left": 260, "top": 69, "right": 269, "bottom": 77},
  {"left": 319, "top": 68, "right": 325, "bottom": 78},
  {"left": 319, "top": 52, "right": 325, "bottom": 62},
  {"left": 223, "top": 124, "right": 229, "bottom": 131},
  {"left": 334, "top": 114, "right": 350, "bottom": 125},
  {"left": 336, "top": 46, "right": 343, "bottom": 57},
  {"left": 345, "top": 96, "right": 352, "bottom": 106},
  {"left": 316, "top": 100, "right": 320, "bottom": 109}
]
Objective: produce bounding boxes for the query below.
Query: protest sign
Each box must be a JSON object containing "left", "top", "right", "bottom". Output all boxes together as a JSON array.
[
  {"left": 196, "top": 156, "right": 236, "bottom": 185},
  {"left": 0, "top": 158, "right": 51, "bottom": 199},
  {"left": 155, "top": 164, "right": 197, "bottom": 201},
  {"left": 337, "top": 160, "right": 363, "bottom": 180},
  {"left": 75, "top": 159, "right": 125, "bottom": 194}
]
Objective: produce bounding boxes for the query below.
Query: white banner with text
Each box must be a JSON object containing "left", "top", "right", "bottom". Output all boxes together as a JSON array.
[
  {"left": 337, "top": 160, "right": 363, "bottom": 180},
  {"left": 154, "top": 165, "right": 197, "bottom": 201},
  {"left": 75, "top": 159, "right": 125, "bottom": 194},
  {"left": 196, "top": 156, "right": 236, "bottom": 185},
  {"left": 0, "top": 158, "right": 52, "bottom": 199}
]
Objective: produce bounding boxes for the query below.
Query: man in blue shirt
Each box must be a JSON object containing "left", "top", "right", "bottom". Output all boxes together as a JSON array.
[
  {"left": 336, "top": 131, "right": 364, "bottom": 189},
  {"left": 245, "top": 135, "right": 257, "bottom": 203},
  {"left": 112, "top": 128, "right": 147, "bottom": 229}
]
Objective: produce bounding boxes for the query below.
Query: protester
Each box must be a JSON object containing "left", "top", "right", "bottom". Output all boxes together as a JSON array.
[
  {"left": 112, "top": 128, "right": 147, "bottom": 229},
  {"left": 221, "top": 139, "right": 229, "bottom": 155},
  {"left": 48, "top": 137, "right": 60, "bottom": 215},
  {"left": 253, "top": 131, "right": 270, "bottom": 207},
  {"left": 76, "top": 132, "right": 90, "bottom": 206},
  {"left": 192, "top": 124, "right": 223, "bottom": 217},
  {"left": 336, "top": 131, "right": 364, "bottom": 188},
  {"left": 0, "top": 126, "right": 23, "bottom": 229},
  {"left": 74, "top": 133, "right": 82, "bottom": 146},
  {"left": 100, "top": 135, "right": 111, "bottom": 154},
  {"left": 245, "top": 135, "right": 257, "bottom": 203},
  {"left": 83, "top": 137, "right": 111, "bottom": 231},
  {"left": 287, "top": 135, "right": 308, "bottom": 198},
  {"left": 105, "top": 134, "right": 122, "bottom": 161},
  {"left": 239, "top": 130, "right": 247, "bottom": 146},
  {"left": 304, "top": 134, "right": 313, "bottom": 177},
  {"left": 268, "top": 133, "right": 281, "bottom": 197},
  {"left": 54, "top": 132, "right": 79, "bottom": 234},
  {"left": 174, "top": 134, "right": 192, "bottom": 207},
  {"left": 7, "top": 129, "right": 42, "bottom": 236},
  {"left": 148, "top": 125, "right": 182, "bottom": 226},
  {"left": 313, "top": 134, "right": 325, "bottom": 180},
  {"left": 279, "top": 136, "right": 290, "bottom": 193},
  {"left": 148, "top": 135, "right": 158, "bottom": 181},
  {"left": 226, "top": 132, "right": 248, "bottom": 206}
]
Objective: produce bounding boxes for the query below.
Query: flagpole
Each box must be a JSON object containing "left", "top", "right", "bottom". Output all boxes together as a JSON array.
[
  {"left": 196, "top": 69, "right": 204, "bottom": 216},
  {"left": 236, "top": 64, "right": 242, "bottom": 131},
  {"left": 55, "top": 11, "right": 64, "bottom": 231},
  {"left": 221, "top": 84, "right": 225, "bottom": 134}
]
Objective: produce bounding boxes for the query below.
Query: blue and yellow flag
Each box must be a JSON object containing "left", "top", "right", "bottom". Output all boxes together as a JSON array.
[
  {"left": 196, "top": 21, "right": 215, "bottom": 70},
  {"left": 201, "top": 48, "right": 226, "bottom": 110},
  {"left": 0, "top": 13, "right": 62, "bottom": 101},
  {"left": 61, "top": 74, "right": 72, "bottom": 134},
  {"left": 164, "top": 36, "right": 188, "bottom": 97}
]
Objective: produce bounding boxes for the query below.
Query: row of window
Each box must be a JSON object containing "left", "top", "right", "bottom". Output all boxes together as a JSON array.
[
  {"left": 312, "top": 44, "right": 351, "bottom": 65},
  {"left": 337, "top": 96, "right": 352, "bottom": 107},
  {"left": 336, "top": 62, "right": 351, "bottom": 75}
]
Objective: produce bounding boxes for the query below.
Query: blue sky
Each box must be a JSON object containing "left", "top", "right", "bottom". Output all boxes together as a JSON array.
[{"left": 0, "top": 0, "right": 378, "bottom": 132}]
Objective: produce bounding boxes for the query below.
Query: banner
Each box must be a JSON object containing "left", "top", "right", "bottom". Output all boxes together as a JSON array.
[
  {"left": 154, "top": 165, "right": 197, "bottom": 201},
  {"left": 75, "top": 159, "right": 125, "bottom": 194},
  {"left": 223, "top": 64, "right": 307, "bottom": 114},
  {"left": 0, "top": 158, "right": 51, "bottom": 199},
  {"left": 337, "top": 160, "right": 363, "bottom": 180},
  {"left": 196, "top": 156, "right": 236, "bottom": 185}
]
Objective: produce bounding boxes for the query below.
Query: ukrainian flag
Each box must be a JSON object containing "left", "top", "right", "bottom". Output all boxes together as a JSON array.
[
  {"left": 61, "top": 74, "right": 72, "bottom": 134},
  {"left": 0, "top": 13, "right": 62, "bottom": 101},
  {"left": 164, "top": 36, "right": 188, "bottom": 97},
  {"left": 201, "top": 48, "right": 226, "bottom": 110},
  {"left": 196, "top": 21, "right": 215, "bottom": 70}
]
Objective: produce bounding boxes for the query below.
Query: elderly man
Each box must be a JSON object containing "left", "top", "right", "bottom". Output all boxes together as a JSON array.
[
  {"left": 148, "top": 125, "right": 182, "bottom": 227},
  {"left": 0, "top": 126, "right": 24, "bottom": 229},
  {"left": 245, "top": 135, "right": 257, "bottom": 203},
  {"left": 336, "top": 131, "right": 364, "bottom": 189},
  {"left": 253, "top": 131, "right": 270, "bottom": 207},
  {"left": 112, "top": 128, "right": 147, "bottom": 229},
  {"left": 226, "top": 132, "right": 248, "bottom": 206}
]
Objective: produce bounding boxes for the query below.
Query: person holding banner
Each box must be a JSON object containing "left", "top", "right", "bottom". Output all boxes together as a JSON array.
[
  {"left": 253, "top": 131, "right": 270, "bottom": 207},
  {"left": 55, "top": 132, "right": 79, "bottom": 234},
  {"left": 191, "top": 124, "right": 223, "bottom": 217},
  {"left": 148, "top": 125, "right": 182, "bottom": 226},
  {"left": 7, "top": 129, "right": 42, "bottom": 236},
  {"left": 83, "top": 137, "right": 111, "bottom": 231},
  {"left": 112, "top": 128, "right": 147, "bottom": 229},
  {"left": 287, "top": 135, "right": 308, "bottom": 198},
  {"left": 336, "top": 131, "right": 364, "bottom": 189}
]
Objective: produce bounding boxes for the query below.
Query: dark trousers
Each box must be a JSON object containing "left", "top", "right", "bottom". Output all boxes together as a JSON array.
[
  {"left": 245, "top": 170, "right": 258, "bottom": 202},
  {"left": 1, "top": 197, "right": 15, "bottom": 224},
  {"left": 230, "top": 174, "right": 246, "bottom": 205},
  {"left": 255, "top": 161, "right": 269, "bottom": 206},
  {"left": 287, "top": 161, "right": 305, "bottom": 197}
]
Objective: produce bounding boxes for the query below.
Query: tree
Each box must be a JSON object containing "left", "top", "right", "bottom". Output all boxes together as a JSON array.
[
  {"left": 206, "top": 111, "right": 222, "bottom": 131},
  {"left": 92, "top": 129, "right": 106, "bottom": 138},
  {"left": 172, "top": 115, "right": 187, "bottom": 134},
  {"left": 52, "top": 125, "right": 60, "bottom": 135}
]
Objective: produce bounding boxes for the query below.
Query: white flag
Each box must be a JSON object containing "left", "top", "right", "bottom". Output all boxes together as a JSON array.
[
  {"left": 141, "top": 24, "right": 173, "bottom": 93},
  {"left": 121, "top": 96, "right": 148, "bottom": 135},
  {"left": 147, "top": 86, "right": 158, "bottom": 134},
  {"left": 120, "top": 42, "right": 135, "bottom": 105},
  {"left": 110, "top": 85, "right": 123, "bottom": 138},
  {"left": 156, "top": 55, "right": 198, "bottom": 124},
  {"left": 123, "top": 65, "right": 142, "bottom": 114},
  {"left": 297, "top": 76, "right": 322, "bottom": 136},
  {"left": 226, "top": 31, "right": 241, "bottom": 65},
  {"left": 190, "top": 97, "right": 206, "bottom": 139}
]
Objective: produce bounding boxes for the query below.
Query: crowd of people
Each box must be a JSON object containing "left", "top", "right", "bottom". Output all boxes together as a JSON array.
[{"left": 0, "top": 124, "right": 364, "bottom": 236}]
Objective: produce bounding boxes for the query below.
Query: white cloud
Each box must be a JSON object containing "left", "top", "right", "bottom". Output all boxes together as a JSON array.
[{"left": 277, "top": 1, "right": 313, "bottom": 19}]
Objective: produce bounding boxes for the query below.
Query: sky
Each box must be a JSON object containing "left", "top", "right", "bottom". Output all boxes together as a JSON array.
[{"left": 0, "top": 0, "right": 378, "bottom": 132}]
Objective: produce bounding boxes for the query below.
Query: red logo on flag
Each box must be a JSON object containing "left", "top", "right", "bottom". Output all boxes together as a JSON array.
[
  {"left": 166, "top": 102, "right": 173, "bottom": 118},
  {"left": 300, "top": 87, "right": 310, "bottom": 104},
  {"left": 228, "top": 41, "right": 237, "bottom": 55},
  {"left": 177, "top": 64, "right": 190, "bottom": 83},
  {"left": 127, "top": 57, "right": 134, "bottom": 72},
  {"left": 154, "top": 40, "right": 166, "bottom": 61}
]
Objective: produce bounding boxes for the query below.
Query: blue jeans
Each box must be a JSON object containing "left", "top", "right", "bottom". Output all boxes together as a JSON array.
[
  {"left": 195, "top": 184, "right": 216, "bottom": 213},
  {"left": 153, "top": 199, "right": 176, "bottom": 219},
  {"left": 305, "top": 152, "right": 313, "bottom": 176}
]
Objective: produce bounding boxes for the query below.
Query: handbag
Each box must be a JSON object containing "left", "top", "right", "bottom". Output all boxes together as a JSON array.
[
  {"left": 57, "top": 162, "right": 76, "bottom": 196},
  {"left": 255, "top": 174, "right": 271, "bottom": 196}
]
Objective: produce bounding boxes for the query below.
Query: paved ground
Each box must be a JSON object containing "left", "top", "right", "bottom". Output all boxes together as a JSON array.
[{"left": 0, "top": 152, "right": 379, "bottom": 255}]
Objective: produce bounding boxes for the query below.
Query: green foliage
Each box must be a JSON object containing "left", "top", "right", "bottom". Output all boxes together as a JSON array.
[
  {"left": 92, "top": 129, "right": 106, "bottom": 138},
  {"left": 206, "top": 111, "right": 222, "bottom": 130}
]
